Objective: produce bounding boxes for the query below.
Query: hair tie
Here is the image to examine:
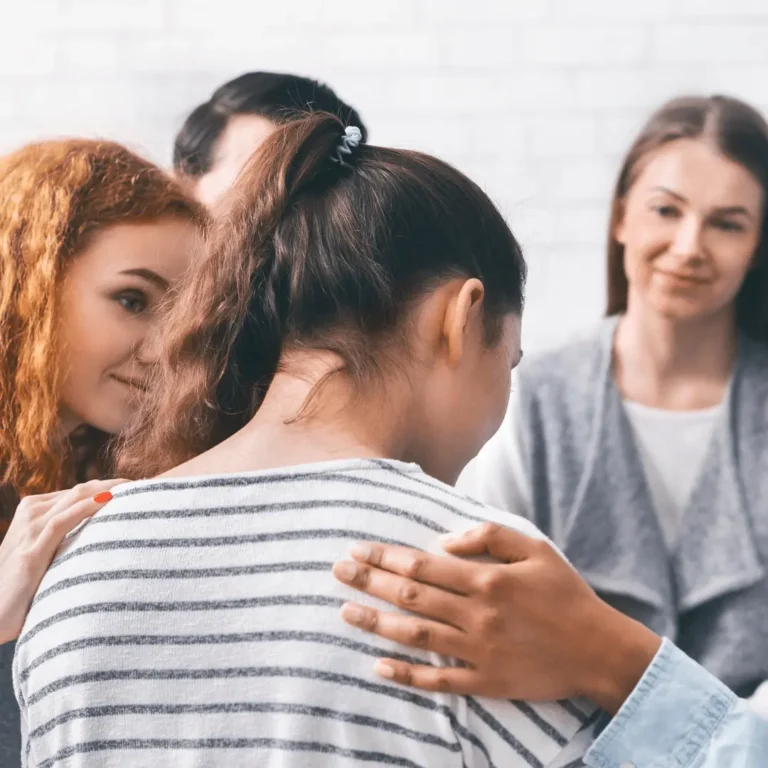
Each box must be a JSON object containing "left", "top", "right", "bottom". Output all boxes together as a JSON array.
[{"left": 331, "top": 126, "right": 362, "bottom": 167}]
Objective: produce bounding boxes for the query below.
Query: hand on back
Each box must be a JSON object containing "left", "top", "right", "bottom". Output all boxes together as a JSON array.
[{"left": 0, "top": 479, "right": 125, "bottom": 644}]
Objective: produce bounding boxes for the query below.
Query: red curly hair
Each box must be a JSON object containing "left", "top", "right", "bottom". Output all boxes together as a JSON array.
[{"left": 0, "top": 138, "right": 205, "bottom": 527}]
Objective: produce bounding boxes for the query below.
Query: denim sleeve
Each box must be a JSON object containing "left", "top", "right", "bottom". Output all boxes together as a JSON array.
[{"left": 585, "top": 638, "right": 767, "bottom": 768}]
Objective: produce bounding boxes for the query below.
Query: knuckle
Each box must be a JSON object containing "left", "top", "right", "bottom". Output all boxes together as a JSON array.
[
  {"left": 476, "top": 607, "right": 504, "bottom": 635},
  {"left": 397, "top": 666, "right": 413, "bottom": 686},
  {"left": 474, "top": 568, "right": 505, "bottom": 597},
  {"left": 72, "top": 480, "right": 104, "bottom": 498},
  {"left": 432, "top": 670, "right": 453, "bottom": 693},
  {"left": 67, "top": 483, "right": 89, "bottom": 500},
  {"left": 531, "top": 538, "right": 554, "bottom": 557},
  {"left": 16, "top": 496, "right": 44, "bottom": 519},
  {"left": 406, "top": 622, "right": 432, "bottom": 649},
  {"left": 480, "top": 522, "right": 502, "bottom": 540},
  {"left": 353, "top": 564, "right": 371, "bottom": 589},
  {"left": 396, "top": 580, "right": 422, "bottom": 608},
  {"left": 365, "top": 545, "right": 383, "bottom": 566},
  {"left": 42, "top": 515, "right": 68, "bottom": 538},
  {"left": 358, "top": 607, "right": 378, "bottom": 632},
  {"left": 403, "top": 554, "right": 427, "bottom": 580}
]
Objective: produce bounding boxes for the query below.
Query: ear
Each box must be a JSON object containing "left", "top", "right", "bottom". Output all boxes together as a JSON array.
[{"left": 442, "top": 278, "right": 486, "bottom": 368}]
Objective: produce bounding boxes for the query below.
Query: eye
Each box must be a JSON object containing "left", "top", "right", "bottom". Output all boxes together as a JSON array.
[
  {"left": 652, "top": 204, "right": 679, "bottom": 219},
  {"left": 115, "top": 291, "right": 148, "bottom": 315},
  {"left": 712, "top": 219, "right": 745, "bottom": 233}
]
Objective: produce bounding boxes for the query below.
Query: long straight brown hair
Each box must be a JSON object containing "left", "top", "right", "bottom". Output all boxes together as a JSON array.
[{"left": 606, "top": 95, "right": 768, "bottom": 343}]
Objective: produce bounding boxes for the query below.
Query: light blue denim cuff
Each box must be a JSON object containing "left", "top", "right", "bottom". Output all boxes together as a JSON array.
[{"left": 585, "top": 638, "right": 736, "bottom": 768}]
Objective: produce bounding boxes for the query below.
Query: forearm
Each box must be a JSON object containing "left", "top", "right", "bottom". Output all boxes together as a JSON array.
[{"left": 578, "top": 602, "right": 662, "bottom": 715}]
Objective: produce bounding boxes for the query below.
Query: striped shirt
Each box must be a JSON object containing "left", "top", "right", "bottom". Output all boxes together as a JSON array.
[{"left": 14, "top": 458, "right": 593, "bottom": 767}]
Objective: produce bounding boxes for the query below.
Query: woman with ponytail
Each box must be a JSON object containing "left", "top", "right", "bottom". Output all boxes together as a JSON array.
[{"left": 14, "top": 114, "right": 597, "bottom": 767}]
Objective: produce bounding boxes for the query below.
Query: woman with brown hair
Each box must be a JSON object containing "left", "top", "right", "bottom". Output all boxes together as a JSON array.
[
  {"left": 332, "top": 93, "right": 768, "bottom": 704},
  {"left": 14, "top": 114, "right": 594, "bottom": 766},
  {"left": 0, "top": 138, "right": 204, "bottom": 763}
]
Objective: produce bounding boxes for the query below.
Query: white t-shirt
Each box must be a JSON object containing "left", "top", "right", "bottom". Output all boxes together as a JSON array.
[
  {"left": 622, "top": 400, "right": 721, "bottom": 550},
  {"left": 458, "top": 391, "right": 720, "bottom": 552},
  {"left": 15, "top": 458, "right": 593, "bottom": 768}
]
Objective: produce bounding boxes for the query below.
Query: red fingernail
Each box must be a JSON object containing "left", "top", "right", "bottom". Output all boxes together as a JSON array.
[{"left": 93, "top": 491, "right": 113, "bottom": 504}]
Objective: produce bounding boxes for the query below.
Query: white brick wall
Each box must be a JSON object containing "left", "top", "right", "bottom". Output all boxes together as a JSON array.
[{"left": 5, "top": 0, "right": 768, "bottom": 351}]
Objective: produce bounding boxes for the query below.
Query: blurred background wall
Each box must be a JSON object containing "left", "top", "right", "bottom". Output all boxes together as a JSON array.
[{"left": 3, "top": 0, "right": 768, "bottom": 351}]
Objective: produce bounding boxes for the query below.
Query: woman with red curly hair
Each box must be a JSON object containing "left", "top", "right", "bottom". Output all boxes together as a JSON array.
[{"left": 0, "top": 138, "right": 205, "bottom": 762}]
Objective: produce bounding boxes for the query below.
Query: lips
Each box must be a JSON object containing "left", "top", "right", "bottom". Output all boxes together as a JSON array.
[
  {"left": 110, "top": 374, "right": 148, "bottom": 392},
  {"left": 656, "top": 269, "right": 708, "bottom": 285}
]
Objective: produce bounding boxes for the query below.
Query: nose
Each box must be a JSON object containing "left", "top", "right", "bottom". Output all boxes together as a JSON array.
[
  {"left": 134, "top": 326, "right": 164, "bottom": 366},
  {"left": 670, "top": 214, "right": 704, "bottom": 263}
]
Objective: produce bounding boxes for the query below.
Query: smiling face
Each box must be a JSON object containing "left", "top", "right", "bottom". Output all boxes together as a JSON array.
[
  {"left": 616, "top": 138, "right": 764, "bottom": 322},
  {"left": 56, "top": 218, "right": 198, "bottom": 435}
]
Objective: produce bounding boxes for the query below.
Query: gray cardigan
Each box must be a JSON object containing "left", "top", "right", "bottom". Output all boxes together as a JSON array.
[{"left": 516, "top": 318, "right": 768, "bottom": 697}]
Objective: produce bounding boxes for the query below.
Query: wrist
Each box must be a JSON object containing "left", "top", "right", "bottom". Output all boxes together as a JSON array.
[{"left": 579, "top": 603, "right": 661, "bottom": 715}]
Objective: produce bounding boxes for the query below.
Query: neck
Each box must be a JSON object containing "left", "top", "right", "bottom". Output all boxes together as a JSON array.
[
  {"left": 614, "top": 295, "right": 737, "bottom": 409},
  {"left": 173, "top": 352, "right": 419, "bottom": 477},
  {"left": 58, "top": 405, "right": 85, "bottom": 439}
]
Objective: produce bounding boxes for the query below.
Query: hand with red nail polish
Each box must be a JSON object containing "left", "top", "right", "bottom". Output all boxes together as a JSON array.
[{"left": 0, "top": 478, "right": 126, "bottom": 643}]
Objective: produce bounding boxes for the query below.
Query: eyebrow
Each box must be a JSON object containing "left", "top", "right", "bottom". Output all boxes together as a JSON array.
[
  {"left": 651, "top": 186, "right": 755, "bottom": 220},
  {"left": 119, "top": 268, "right": 169, "bottom": 290}
]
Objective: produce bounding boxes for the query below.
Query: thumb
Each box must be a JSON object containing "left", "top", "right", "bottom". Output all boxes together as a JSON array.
[{"left": 439, "top": 523, "right": 536, "bottom": 563}]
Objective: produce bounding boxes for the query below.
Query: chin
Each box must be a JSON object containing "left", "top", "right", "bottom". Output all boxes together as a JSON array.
[
  {"left": 650, "top": 294, "right": 713, "bottom": 322},
  {"left": 75, "top": 405, "right": 134, "bottom": 436}
]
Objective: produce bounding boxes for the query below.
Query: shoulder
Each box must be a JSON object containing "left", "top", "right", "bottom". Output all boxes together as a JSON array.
[
  {"left": 404, "top": 467, "right": 547, "bottom": 541},
  {"left": 734, "top": 335, "right": 768, "bottom": 441},
  {"left": 514, "top": 320, "right": 614, "bottom": 421},
  {"left": 520, "top": 320, "right": 611, "bottom": 388}
]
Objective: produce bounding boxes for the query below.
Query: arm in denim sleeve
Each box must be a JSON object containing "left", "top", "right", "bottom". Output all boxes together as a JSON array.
[{"left": 585, "top": 638, "right": 767, "bottom": 768}]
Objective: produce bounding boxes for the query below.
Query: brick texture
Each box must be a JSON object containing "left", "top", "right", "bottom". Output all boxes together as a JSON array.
[{"left": 4, "top": 0, "right": 768, "bottom": 351}]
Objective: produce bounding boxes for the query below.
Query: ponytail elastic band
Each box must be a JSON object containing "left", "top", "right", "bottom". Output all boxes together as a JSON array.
[{"left": 331, "top": 126, "right": 362, "bottom": 167}]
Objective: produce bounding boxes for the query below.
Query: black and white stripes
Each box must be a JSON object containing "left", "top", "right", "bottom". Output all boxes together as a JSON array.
[{"left": 15, "top": 458, "right": 593, "bottom": 767}]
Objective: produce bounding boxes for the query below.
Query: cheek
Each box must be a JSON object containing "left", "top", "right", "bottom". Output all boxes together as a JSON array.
[
  {"left": 491, "top": 362, "right": 513, "bottom": 426},
  {"left": 717, "top": 248, "right": 756, "bottom": 296},
  {"left": 475, "top": 351, "right": 513, "bottom": 436},
  {"left": 620, "top": 207, "right": 669, "bottom": 272},
  {"left": 623, "top": 240, "right": 663, "bottom": 293},
  {"left": 58, "top": 299, "right": 141, "bottom": 379}
]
